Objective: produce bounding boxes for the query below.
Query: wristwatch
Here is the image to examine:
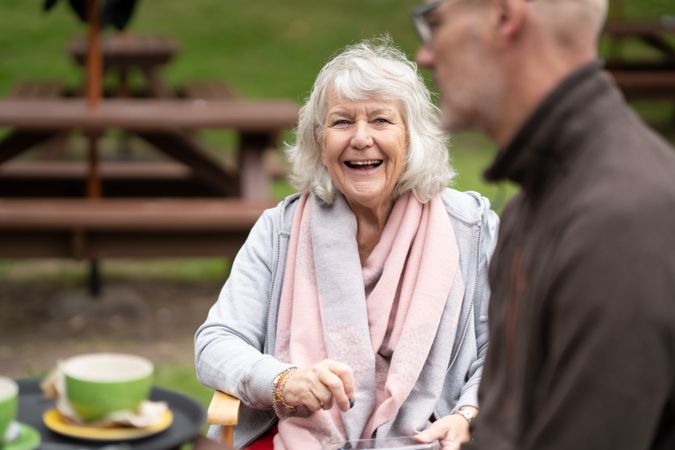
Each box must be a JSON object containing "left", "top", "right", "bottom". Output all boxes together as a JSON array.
[{"left": 454, "top": 406, "right": 477, "bottom": 425}]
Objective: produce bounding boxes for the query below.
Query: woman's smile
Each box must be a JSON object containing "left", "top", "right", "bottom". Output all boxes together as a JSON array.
[{"left": 344, "top": 159, "right": 384, "bottom": 170}]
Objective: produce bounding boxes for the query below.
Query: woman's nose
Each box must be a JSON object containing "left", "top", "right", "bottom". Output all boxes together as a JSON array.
[{"left": 350, "top": 121, "right": 373, "bottom": 149}]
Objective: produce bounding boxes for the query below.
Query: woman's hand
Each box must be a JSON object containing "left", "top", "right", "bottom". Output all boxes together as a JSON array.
[
  {"left": 281, "top": 359, "right": 355, "bottom": 414},
  {"left": 413, "top": 409, "right": 474, "bottom": 450}
]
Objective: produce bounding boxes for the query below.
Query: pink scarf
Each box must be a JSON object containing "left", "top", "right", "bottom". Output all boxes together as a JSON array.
[{"left": 274, "top": 192, "right": 460, "bottom": 449}]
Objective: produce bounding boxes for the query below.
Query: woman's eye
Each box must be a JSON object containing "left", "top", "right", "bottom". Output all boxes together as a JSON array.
[
  {"left": 373, "top": 118, "right": 391, "bottom": 125},
  {"left": 331, "top": 119, "right": 351, "bottom": 127}
]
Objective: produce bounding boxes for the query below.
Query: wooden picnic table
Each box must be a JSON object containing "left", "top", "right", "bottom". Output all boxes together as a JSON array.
[
  {"left": 0, "top": 96, "right": 297, "bottom": 283},
  {"left": 604, "top": 19, "right": 675, "bottom": 67},
  {"left": 0, "top": 31, "right": 297, "bottom": 293},
  {"left": 0, "top": 97, "right": 298, "bottom": 200},
  {"left": 69, "top": 34, "right": 179, "bottom": 97},
  {"left": 0, "top": 98, "right": 296, "bottom": 131},
  {"left": 602, "top": 18, "right": 675, "bottom": 101}
]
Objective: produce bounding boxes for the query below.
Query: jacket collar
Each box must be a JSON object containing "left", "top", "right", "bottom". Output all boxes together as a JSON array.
[{"left": 484, "top": 60, "right": 616, "bottom": 202}]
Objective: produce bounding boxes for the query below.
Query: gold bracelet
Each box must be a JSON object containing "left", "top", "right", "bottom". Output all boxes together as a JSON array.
[{"left": 272, "top": 367, "right": 298, "bottom": 419}]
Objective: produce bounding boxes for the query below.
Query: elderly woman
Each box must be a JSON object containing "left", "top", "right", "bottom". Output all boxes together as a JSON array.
[{"left": 195, "top": 39, "right": 498, "bottom": 450}]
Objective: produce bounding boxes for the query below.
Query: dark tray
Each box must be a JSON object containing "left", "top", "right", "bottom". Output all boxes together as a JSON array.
[{"left": 16, "top": 378, "right": 205, "bottom": 450}]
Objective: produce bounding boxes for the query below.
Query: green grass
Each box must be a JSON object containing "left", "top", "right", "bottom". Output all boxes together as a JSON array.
[
  {"left": 610, "top": 0, "right": 675, "bottom": 20},
  {"left": 0, "top": 0, "right": 425, "bottom": 100},
  {"left": 154, "top": 365, "right": 213, "bottom": 412},
  {"left": 2, "top": 1, "right": 673, "bottom": 101},
  {"left": 0, "top": 258, "right": 230, "bottom": 284}
]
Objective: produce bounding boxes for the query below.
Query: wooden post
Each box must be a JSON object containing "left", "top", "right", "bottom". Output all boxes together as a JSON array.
[
  {"left": 238, "top": 132, "right": 274, "bottom": 200},
  {"left": 86, "top": 0, "right": 102, "bottom": 109},
  {"left": 85, "top": 0, "right": 102, "bottom": 198},
  {"left": 86, "top": 133, "right": 101, "bottom": 198}
]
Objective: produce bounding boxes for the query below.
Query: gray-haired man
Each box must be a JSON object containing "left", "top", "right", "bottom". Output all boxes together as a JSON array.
[{"left": 412, "top": 1, "right": 675, "bottom": 449}]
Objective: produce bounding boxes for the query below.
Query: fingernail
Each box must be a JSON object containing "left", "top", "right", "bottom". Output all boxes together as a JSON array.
[{"left": 349, "top": 399, "right": 355, "bottom": 409}]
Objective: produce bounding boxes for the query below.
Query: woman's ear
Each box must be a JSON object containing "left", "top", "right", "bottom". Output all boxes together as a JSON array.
[
  {"left": 314, "top": 130, "right": 327, "bottom": 165},
  {"left": 314, "top": 127, "right": 325, "bottom": 151}
]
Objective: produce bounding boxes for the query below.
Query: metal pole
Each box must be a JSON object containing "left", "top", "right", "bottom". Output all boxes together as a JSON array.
[{"left": 86, "top": 0, "right": 103, "bottom": 297}]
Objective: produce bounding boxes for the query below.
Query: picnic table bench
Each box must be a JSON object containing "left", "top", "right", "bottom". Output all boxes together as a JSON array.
[
  {"left": 0, "top": 198, "right": 273, "bottom": 259},
  {"left": 7, "top": 80, "right": 70, "bottom": 160},
  {"left": 603, "top": 19, "right": 675, "bottom": 102},
  {"left": 69, "top": 34, "right": 179, "bottom": 97},
  {"left": 0, "top": 160, "right": 286, "bottom": 197}
]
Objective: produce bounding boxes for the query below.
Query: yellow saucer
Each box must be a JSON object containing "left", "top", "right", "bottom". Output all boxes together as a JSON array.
[{"left": 43, "top": 408, "right": 173, "bottom": 441}]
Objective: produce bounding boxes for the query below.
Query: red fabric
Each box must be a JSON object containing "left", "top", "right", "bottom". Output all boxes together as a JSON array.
[{"left": 244, "top": 425, "right": 277, "bottom": 450}]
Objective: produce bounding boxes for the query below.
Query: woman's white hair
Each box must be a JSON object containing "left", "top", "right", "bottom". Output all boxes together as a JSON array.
[{"left": 285, "top": 37, "right": 454, "bottom": 205}]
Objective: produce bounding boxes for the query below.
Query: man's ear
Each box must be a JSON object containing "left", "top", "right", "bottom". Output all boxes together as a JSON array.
[{"left": 496, "top": 0, "right": 526, "bottom": 46}]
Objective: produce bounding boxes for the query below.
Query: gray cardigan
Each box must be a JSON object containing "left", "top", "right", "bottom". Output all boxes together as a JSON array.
[{"left": 195, "top": 188, "right": 499, "bottom": 448}]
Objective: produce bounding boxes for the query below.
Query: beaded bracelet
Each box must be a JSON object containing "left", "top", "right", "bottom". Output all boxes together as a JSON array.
[{"left": 272, "top": 367, "right": 298, "bottom": 419}]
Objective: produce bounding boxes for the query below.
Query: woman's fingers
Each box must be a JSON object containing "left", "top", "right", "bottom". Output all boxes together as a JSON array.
[
  {"left": 309, "top": 383, "right": 334, "bottom": 410},
  {"left": 325, "top": 360, "right": 356, "bottom": 402},
  {"left": 283, "top": 368, "right": 322, "bottom": 411},
  {"left": 280, "top": 359, "right": 355, "bottom": 414},
  {"left": 315, "top": 359, "right": 355, "bottom": 411},
  {"left": 316, "top": 366, "right": 351, "bottom": 411},
  {"left": 413, "top": 413, "right": 471, "bottom": 450}
]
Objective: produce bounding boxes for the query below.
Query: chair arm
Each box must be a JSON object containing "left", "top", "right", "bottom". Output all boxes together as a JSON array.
[{"left": 207, "top": 390, "right": 241, "bottom": 446}]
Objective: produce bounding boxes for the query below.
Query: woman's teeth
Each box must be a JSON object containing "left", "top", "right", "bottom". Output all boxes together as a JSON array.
[{"left": 345, "top": 160, "right": 383, "bottom": 169}]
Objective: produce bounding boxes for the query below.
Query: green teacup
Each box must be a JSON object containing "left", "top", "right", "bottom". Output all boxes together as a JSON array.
[
  {"left": 62, "top": 353, "right": 153, "bottom": 423},
  {"left": 0, "top": 377, "right": 18, "bottom": 443}
]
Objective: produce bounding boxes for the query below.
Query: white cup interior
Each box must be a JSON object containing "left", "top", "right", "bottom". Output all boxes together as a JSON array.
[
  {"left": 62, "top": 353, "right": 153, "bottom": 382},
  {"left": 0, "top": 377, "right": 17, "bottom": 402}
]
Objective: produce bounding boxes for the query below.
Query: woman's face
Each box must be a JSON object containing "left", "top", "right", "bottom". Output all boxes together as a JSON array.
[{"left": 321, "top": 94, "right": 407, "bottom": 212}]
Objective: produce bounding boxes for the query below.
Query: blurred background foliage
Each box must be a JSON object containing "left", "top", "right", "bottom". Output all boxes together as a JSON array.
[
  {"left": 1, "top": 0, "right": 673, "bottom": 413},
  {"left": 1, "top": 0, "right": 673, "bottom": 205}
]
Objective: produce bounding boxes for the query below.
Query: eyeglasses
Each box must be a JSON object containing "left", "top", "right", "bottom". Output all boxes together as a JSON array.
[{"left": 410, "top": 0, "right": 446, "bottom": 45}]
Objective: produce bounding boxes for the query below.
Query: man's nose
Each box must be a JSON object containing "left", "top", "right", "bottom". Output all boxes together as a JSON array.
[{"left": 416, "top": 44, "right": 434, "bottom": 69}]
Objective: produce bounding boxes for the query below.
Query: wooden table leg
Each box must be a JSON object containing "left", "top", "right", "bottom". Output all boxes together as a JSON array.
[
  {"left": 136, "top": 130, "right": 237, "bottom": 196},
  {"left": 238, "top": 132, "right": 275, "bottom": 201},
  {"left": 86, "top": 132, "right": 102, "bottom": 198},
  {"left": 143, "top": 67, "right": 173, "bottom": 98},
  {"left": 88, "top": 259, "right": 101, "bottom": 297},
  {"left": 85, "top": 127, "right": 103, "bottom": 297}
]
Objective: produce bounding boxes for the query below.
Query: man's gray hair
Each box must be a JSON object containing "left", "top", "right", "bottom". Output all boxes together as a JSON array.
[
  {"left": 585, "top": 0, "right": 609, "bottom": 32},
  {"left": 534, "top": 0, "right": 609, "bottom": 42},
  {"left": 285, "top": 37, "right": 454, "bottom": 205}
]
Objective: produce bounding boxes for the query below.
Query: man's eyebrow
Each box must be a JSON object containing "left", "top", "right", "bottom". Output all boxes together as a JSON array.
[{"left": 428, "top": 2, "right": 450, "bottom": 23}]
